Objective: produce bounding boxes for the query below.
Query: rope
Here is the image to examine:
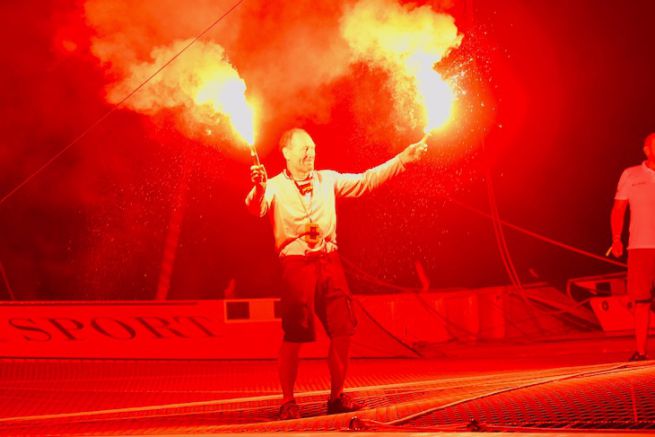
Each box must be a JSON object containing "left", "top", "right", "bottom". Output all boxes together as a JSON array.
[
  {"left": 350, "top": 362, "right": 632, "bottom": 431},
  {"left": 343, "top": 255, "right": 532, "bottom": 339},
  {"left": 351, "top": 298, "right": 423, "bottom": 358},
  {"left": 0, "top": 261, "right": 16, "bottom": 300},
  {"left": 485, "top": 170, "right": 549, "bottom": 335},
  {"left": 340, "top": 256, "right": 478, "bottom": 337},
  {"left": 343, "top": 255, "right": 593, "bottom": 341},
  {"left": 443, "top": 193, "right": 627, "bottom": 268}
]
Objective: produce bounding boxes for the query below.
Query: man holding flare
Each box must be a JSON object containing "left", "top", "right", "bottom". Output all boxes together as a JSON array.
[{"left": 245, "top": 128, "right": 427, "bottom": 419}]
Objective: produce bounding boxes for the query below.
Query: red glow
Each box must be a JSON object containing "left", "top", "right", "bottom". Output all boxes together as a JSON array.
[
  {"left": 2, "top": 0, "right": 654, "bottom": 307},
  {"left": 60, "top": 39, "right": 78, "bottom": 53}
]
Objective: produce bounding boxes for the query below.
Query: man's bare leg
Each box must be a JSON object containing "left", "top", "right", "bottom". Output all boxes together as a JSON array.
[
  {"left": 327, "top": 335, "right": 351, "bottom": 400},
  {"left": 635, "top": 301, "right": 651, "bottom": 356},
  {"left": 280, "top": 341, "right": 302, "bottom": 403}
]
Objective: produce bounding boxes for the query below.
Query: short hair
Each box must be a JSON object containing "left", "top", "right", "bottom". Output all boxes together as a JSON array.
[
  {"left": 645, "top": 133, "right": 655, "bottom": 148},
  {"left": 279, "top": 128, "right": 308, "bottom": 151}
]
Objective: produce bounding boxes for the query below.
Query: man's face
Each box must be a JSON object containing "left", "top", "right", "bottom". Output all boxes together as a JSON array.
[{"left": 284, "top": 131, "right": 316, "bottom": 175}]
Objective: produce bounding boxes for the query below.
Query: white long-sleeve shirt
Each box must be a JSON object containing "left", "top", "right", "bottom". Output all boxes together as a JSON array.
[{"left": 246, "top": 155, "right": 406, "bottom": 256}]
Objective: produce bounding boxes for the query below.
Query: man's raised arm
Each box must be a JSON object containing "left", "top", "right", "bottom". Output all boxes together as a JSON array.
[{"left": 334, "top": 139, "right": 428, "bottom": 198}]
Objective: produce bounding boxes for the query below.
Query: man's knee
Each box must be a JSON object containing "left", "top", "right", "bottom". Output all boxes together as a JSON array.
[
  {"left": 282, "top": 301, "right": 316, "bottom": 342},
  {"left": 330, "top": 335, "right": 352, "bottom": 345},
  {"left": 283, "top": 330, "right": 316, "bottom": 343},
  {"left": 320, "top": 296, "right": 357, "bottom": 338},
  {"left": 279, "top": 341, "right": 303, "bottom": 364}
]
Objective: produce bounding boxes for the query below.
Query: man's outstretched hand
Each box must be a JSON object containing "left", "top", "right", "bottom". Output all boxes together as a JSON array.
[
  {"left": 611, "top": 239, "right": 624, "bottom": 258},
  {"left": 250, "top": 164, "right": 268, "bottom": 191},
  {"left": 399, "top": 138, "right": 428, "bottom": 166}
]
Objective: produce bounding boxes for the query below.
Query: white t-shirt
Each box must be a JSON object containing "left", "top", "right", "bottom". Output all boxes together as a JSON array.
[
  {"left": 246, "top": 156, "right": 406, "bottom": 256},
  {"left": 615, "top": 162, "right": 655, "bottom": 249}
]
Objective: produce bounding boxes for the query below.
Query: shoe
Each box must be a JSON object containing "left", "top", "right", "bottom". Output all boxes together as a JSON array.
[
  {"left": 628, "top": 352, "right": 648, "bottom": 362},
  {"left": 327, "top": 393, "right": 364, "bottom": 415},
  {"left": 279, "top": 399, "right": 301, "bottom": 420}
]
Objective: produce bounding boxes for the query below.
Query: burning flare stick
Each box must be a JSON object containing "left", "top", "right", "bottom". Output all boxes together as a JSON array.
[{"left": 249, "top": 145, "right": 261, "bottom": 166}]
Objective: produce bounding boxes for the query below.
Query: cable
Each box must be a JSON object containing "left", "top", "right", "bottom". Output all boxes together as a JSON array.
[
  {"left": 339, "top": 255, "right": 529, "bottom": 339},
  {"left": 342, "top": 252, "right": 597, "bottom": 341},
  {"left": 341, "top": 256, "right": 480, "bottom": 339},
  {"left": 0, "top": 261, "right": 16, "bottom": 300},
  {"left": 485, "top": 169, "right": 549, "bottom": 335},
  {"left": 0, "top": 0, "right": 247, "bottom": 208},
  {"left": 351, "top": 299, "right": 423, "bottom": 358},
  {"left": 349, "top": 362, "right": 631, "bottom": 431},
  {"left": 443, "top": 193, "right": 627, "bottom": 268}
]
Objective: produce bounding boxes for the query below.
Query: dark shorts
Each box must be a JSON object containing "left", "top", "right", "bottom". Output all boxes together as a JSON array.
[
  {"left": 627, "top": 249, "right": 655, "bottom": 302},
  {"left": 279, "top": 252, "right": 357, "bottom": 343}
]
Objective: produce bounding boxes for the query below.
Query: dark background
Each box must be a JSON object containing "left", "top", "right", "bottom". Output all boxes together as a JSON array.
[{"left": 1, "top": 0, "right": 654, "bottom": 300}]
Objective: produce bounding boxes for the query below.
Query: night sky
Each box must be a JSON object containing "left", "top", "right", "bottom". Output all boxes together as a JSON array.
[{"left": 1, "top": 0, "right": 654, "bottom": 300}]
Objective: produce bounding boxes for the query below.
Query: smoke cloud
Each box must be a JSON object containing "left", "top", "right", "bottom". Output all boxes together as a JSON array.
[
  {"left": 84, "top": 0, "right": 461, "bottom": 144},
  {"left": 84, "top": 0, "right": 358, "bottom": 145}
]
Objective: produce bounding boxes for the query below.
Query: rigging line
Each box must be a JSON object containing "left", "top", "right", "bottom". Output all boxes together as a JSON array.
[
  {"left": 441, "top": 193, "right": 627, "bottom": 268},
  {"left": 0, "top": 0, "right": 247, "bottom": 208},
  {"left": 351, "top": 298, "right": 422, "bottom": 358},
  {"left": 485, "top": 170, "right": 549, "bottom": 334},
  {"left": 485, "top": 170, "right": 522, "bottom": 290},
  {"left": 485, "top": 176, "right": 521, "bottom": 294},
  {"left": 445, "top": 161, "right": 543, "bottom": 335},
  {"left": 489, "top": 194, "right": 520, "bottom": 289},
  {"left": 339, "top": 260, "right": 448, "bottom": 336},
  {"left": 486, "top": 171, "right": 522, "bottom": 291},
  {"left": 367, "top": 362, "right": 630, "bottom": 428},
  {"left": 0, "top": 261, "right": 16, "bottom": 300},
  {"left": 341, "top": 256, "right": 488, "bottom": 338},
  {"left": 341, "top": 212, "right": 582, "bottom": 337},
  {"left": 340, "top": 213, "right": 595, "bottom": 337},
  {"left": 478, "top": 145, "right": 526, "bottom": 310},
  {"left": 341, "top": 253, "right": 562, "bottom": 339}
]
